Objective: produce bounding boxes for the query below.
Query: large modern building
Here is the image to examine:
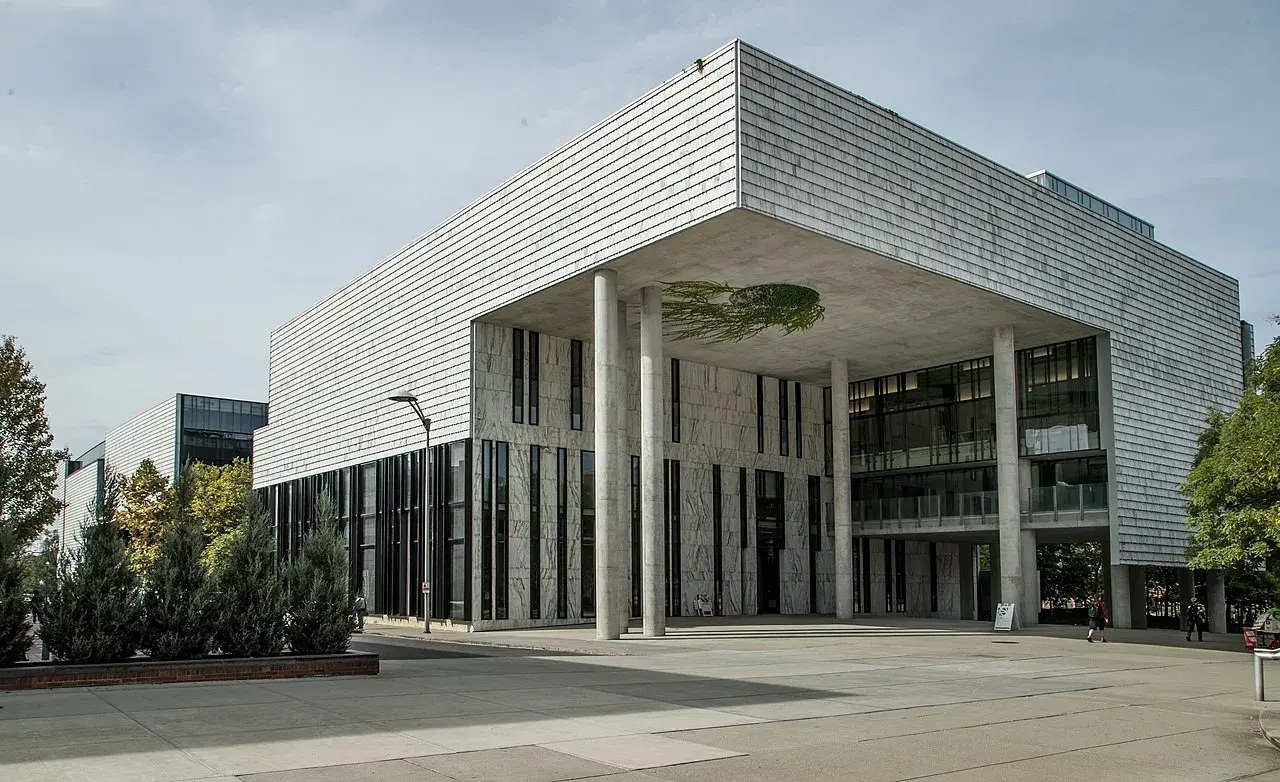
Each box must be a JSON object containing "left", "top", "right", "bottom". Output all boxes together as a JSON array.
[
  {"left": 56, "top": 393, "right": 267, "bottom": 548},
  {"left": 253, "top": 41, "right": 1244, "bottom": 634}
]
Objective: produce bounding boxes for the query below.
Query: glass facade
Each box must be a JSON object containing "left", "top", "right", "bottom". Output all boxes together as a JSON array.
[
  {"left": 850, "top": 357, "right": 995, "bottom": 473},
  {"left": 178, "top": 395, "right": 268, "bottom": 468},
  {"left": 581, "top": 450, "right": 595, "bottom": 618},
  {"left": 852, "top": 466, "right": 997, "bottom": 522},
  {"left": 1018, "top": 337, "right": 1100, "bottom": 456}
]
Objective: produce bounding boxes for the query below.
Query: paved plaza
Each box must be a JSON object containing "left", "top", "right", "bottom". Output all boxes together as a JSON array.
[{"left": 2, "top": 617, "right": 1277, "bottom": 781}]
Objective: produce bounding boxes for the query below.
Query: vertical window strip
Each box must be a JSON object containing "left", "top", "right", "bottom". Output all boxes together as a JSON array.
[
  {"left": 756, "top": 375, "right": 765, "bottom": 453},
  {"left": 779, "top": 379, "right": 790, "bottom": 456},
  {"left": 669, "top": 459, "right": 682, "bottom": 616},
  {"left": 556, "top": 447, "right": 568, "bottom": 619},
  {"left": 480, "top": 440, "right": 493, "bottom": 620},
  {"left": 739, "top": 466, "right": 749, "bottom": 549},
  {"left": 712, "top": 464, "right": 723, "bottom": 616},
  {"left": 631, "top": 455, "right": 641, "bottom": 618},
  {"left": 895, "top": 541, "right": 906, "bottom": 613},
  {"left": 528, "top": 332, "right": 540, "bottom": 426},
  {"left": 861, "top": 538, "right": 871, "bottom": 614},
  {"left": 512, "top": 329, "right": 524, "bottom": 423},
  {"left": 808, "top": 475, "right": 820, "bottom": 613},
  {"left": 529, "top": 445, "right": 541, "bottom": 620},
  {"left": 795, "top": 383, "right": 804, "bottom": 459},
  {"left": 851, "top": 536, "right": 861, "bottom": 614},
  {"left": 884, "top": 539, "right": 893, "bottom": 612},
  {"left": 823, "top": 386, "right": 833, "bottom": 477},
  {"left": 581, "top": 451, "right": 596, "bottom": 618},
  {"left": 570, "top": 340, "right": 584, "bottom": 430},
  {"left": 495, "top": 441, "right": 509, "bottom": 621},
  {"left": 929, "top": 541, "right": 938, "bottom": 614},
  {"left": 670, "top": 358, "right": 681, "bottom": 443}
]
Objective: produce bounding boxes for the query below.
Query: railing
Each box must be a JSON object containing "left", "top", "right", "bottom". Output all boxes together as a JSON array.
[
  {"left": 851, "top": 483, "right": 1108, "bottom": 530},
  {"left": 1025, "top": 483, "right": 1108, "bottom": 514}
]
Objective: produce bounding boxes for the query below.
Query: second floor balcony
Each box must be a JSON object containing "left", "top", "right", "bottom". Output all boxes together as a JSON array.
[{"left": 852, "top": 483, "right": 1109, "bottom": 534}]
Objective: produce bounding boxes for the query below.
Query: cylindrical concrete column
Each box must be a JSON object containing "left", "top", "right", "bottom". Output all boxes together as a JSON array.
[
  {"left": 1178, "top": 567, "right": 1195, "bottom": 632},
  {"left": 992, "top": 326, "right": 1024, "bottom": 628},
  {"left": 614, "top": 300, "right": 631, "bottom": 637},
  {"left": 1020, "top": 529, "right": 1038, "bottom": 626},
  {"left": 593, "top": 270, "right": 621, "bottom": 640},
  {"left": 640, "top": 286, "right": 666, "bottom": 637},
  {"left": 832, "top": 359, "right": 854, "bottom": 620},
  {"left": 1208, "top": 570, "right": 1227, "bottom": 634}
]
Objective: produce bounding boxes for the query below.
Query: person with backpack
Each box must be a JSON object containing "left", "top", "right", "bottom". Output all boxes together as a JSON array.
[
  {"left": 1087, "top": 596, "right": 1109, "bottom": 643},
  {"left": 1185, "top": 599, "right": 1208, "bottom": 642},
  {"left": 354, "top": 593, "right": 368, "bottom": 633}
]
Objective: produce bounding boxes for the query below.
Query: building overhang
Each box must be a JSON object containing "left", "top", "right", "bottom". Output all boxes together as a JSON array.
[{"left": 481, "top": 209, "right": 1100, "bottom": 383}]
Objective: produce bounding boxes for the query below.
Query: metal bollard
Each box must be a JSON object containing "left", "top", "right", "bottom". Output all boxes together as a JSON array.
[{"left": 1255, "top": 649, "right": 1280, "bottom": 701}]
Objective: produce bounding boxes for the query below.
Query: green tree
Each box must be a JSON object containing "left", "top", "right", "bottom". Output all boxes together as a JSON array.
[
  {"left": 1184, "top": 319, "right": 1280, "bottom": 588},
  {"left": 213, "top": 496, "right": 286, "bottom": 657},
  {"left": 1039, "top": 542, "right": 1103, "bottom": 609},
  {"left": 287, "top": 491, "right": 355, "bottom": 654},
  {"left": 117, "top": 459, "right": 173, "bottom": 578},
  {"left": 0, "top": 526, "right": 33, "bottom": 665},
  {"left": 21, "top": 528, "right": 58, "bottom": 596},
  {"left": 0, "top": 336, "right": 66, "bottom": 546},
  {"left": 34, "top": 521, "right": 144, "bottom": 664},
  {"left": 142, "top": 474, "right": 215, "bottom": 660},
  {"left": 188, "top": 458, "right": 253, "bottom": 572}
]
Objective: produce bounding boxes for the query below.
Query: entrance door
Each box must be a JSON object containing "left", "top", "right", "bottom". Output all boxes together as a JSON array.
[{"left": 756, "top": 470, "right": 784, "bottom": 614}]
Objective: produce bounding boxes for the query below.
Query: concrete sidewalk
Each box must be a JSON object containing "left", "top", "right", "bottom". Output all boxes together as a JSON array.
[{"left": 2, "top": 617, "right": 1275, "bottom": 781}]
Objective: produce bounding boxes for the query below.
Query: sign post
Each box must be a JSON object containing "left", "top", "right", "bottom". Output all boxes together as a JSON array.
[{"left": 994, "top": 602, "right": 1016, "bottom": 631}]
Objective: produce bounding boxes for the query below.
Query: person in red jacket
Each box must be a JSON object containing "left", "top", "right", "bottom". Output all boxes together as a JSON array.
[{"left": 1087, "top": 596, "right": 1109, "bottom": 643}]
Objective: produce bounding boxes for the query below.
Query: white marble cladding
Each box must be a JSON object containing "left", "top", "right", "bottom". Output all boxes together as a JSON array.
[
  {"left": 473, "top": 321, "right": 830, "bottom": 629},
  {"left": 855, "top": 538, "right": 962, "bottom": 619},
  {"left": 104, "top": 395, "right": 178, "bottom": 481}
]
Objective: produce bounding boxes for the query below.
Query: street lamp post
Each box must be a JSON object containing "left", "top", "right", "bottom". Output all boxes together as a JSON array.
[{"left": 388, "top": 390, "right": 431, "bottom": 634}]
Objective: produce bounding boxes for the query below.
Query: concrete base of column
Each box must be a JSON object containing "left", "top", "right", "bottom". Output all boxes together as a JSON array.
[
  {"left": 1109, "top": 565, "right": 1132, "bottom": 629},
  {"left": 1020, "top": 530, "right": 1038, "bottom": 627},
  {"left": 959, "top": 543, "right": 976, "bottom": 621},
  {"left": 1208, "top": 570, "right": 1227, "bottom": 634},
  {"left": 1178, "top": 568, "right": 1195, "bottom": 632}
]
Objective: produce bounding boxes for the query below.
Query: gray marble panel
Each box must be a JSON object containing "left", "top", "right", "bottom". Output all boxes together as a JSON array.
[
  {"left": 936, "top": 542, "right": 961, "bottom": 618},
  {"left": 508, "top": 444, "right": 531, "bottom": 621},
  {"left": 680, "top": 463, "right": 714, "bottom": 616}
]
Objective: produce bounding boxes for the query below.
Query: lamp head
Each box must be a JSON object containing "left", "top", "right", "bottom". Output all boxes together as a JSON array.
[{"left": 387, "top": 390, "right": 418, "bottom": 404}]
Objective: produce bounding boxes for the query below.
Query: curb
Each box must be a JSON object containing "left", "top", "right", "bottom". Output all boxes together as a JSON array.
[
  {"left": 360, "top": 627, "right": 630, "bottom": 657},
  {"left": 1259, "top": 705, "right": 1280, "bottom": 752}
]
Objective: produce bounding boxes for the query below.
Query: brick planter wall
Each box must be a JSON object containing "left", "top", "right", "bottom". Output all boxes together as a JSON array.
[{"left": 0, "top": 651, "right": 378, "bottom": 691}]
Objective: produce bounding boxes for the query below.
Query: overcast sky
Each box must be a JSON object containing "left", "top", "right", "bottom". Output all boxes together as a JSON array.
[{"left": 2, "top": 0, "right": 1276, "bottom": 457}]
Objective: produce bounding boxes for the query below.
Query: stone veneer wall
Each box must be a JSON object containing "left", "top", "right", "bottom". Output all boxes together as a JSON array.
[{"left": 471, "top": 321, "right": 961, "bottom": 629}]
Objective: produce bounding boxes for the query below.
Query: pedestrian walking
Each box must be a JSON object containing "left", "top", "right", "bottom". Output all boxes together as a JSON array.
[
  {"left": 1087, "top": 596, "right": 1109, "bottom": 643},
  {"left": 354, "top": 594, "right": 367, "bottom": 633},
  {"left": 1185, "top": 599, "right": 1207, "bottom": 642}
]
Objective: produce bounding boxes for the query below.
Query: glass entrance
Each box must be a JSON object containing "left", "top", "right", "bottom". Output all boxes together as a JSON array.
[{"left": 755, "top": 470, "right": 784, "bottom": 614}]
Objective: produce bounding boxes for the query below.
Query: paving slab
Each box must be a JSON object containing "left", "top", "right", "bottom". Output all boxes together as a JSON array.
[
  {"left": 407, "top": 745, "right": 625, "bottom": 781},
  {"left": 239, "top": 759, "right": 452, "bottom": 781},
  {"left": 541, "top": 734, "right": 743, "bottom": 770},
  {"left": 168, "top": 723, "right": 451, "bottom": 776}
]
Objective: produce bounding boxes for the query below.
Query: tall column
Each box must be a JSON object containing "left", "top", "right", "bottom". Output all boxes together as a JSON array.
[
  {"left": 593, "top": 271, "right": 622, "bottom": 640},
  {"left": 1178, "top": 567, "right": 1195, "bottom": 632},
  {"left": 959, "top": 542, "right": 976, "bottom": 620},
  {"left": 1207, "top": 570, "right": 1227, "bottom": 634},
  {"left": 640, "top": 286, "right": 666, "bottom": 637},
  {"left": 1020, "top": 529, "right": 1038, "bottom": 626},
  {"left": 1109, "top": 564, "right": 1132, "bottom": 629},
  {"left": 992, "top": 326, "right": 1024, "bottom": 628},
  {"left": 832, "top": 359, "right": 854, "bottom": 620},
  {"left": 614, "top": 301, "right": 631, "bottom": 637}
]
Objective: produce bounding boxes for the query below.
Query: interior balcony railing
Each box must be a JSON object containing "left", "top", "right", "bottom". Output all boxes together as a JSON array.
[
  {"left": 851, "top": 429, "right": 995, "bottom": 473},
  {"left": 852, "top": 483, "right": 1109, "bottom": 533}
]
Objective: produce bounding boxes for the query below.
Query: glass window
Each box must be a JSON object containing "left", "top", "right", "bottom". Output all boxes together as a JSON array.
[
  {"left": 779, "top": 379, "right": 789, "bottom": 457},
  {"left": 512, "top": 329, "right": 524, "bottom": 424},
  {"left": 671, "top": 358, "right": 681, "bottom": 443},
  {"left": 1017, "top": 337, "right": 1100, "bottom": 456},
  {"left": 529, "top": 332, "right": 540, "bottom": 426},
  {"left": 581, "top": 451, "right": 595, "bottom": 618},
  {"left": 570, "top": 340, "right": 584, "bottom": 431}
]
